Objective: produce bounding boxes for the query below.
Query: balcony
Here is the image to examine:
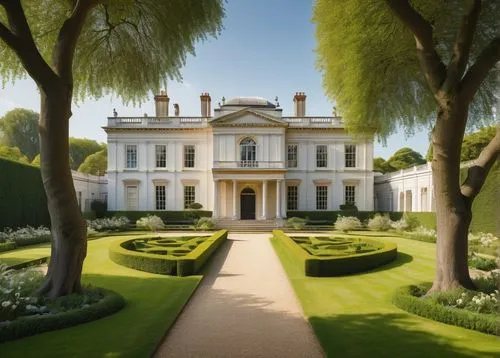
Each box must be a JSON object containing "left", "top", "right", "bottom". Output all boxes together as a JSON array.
[
  {"left": 213, "top": 161, "right": 286, "bottom": 169},
  {"left": 106, "top": 116, "right": 209, "bottom": 128},
  {"left": 282, "top": 117, "right": 343, "bottom": 128}
]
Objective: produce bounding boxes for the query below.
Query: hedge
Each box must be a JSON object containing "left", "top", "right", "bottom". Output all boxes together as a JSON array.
[
  {"left": 106, "top": 211, "right": 212, "bottom": 225},
  {"left": 393, "top": 284, "right": 499, "bottom": 336},
  {"left": 0, "top": 241, "right": 17, "bottom": 253},
  {"left": 109, "top": 230, "right": 227, "bottom": 276},
  {"left": 0, "top": 288, "right": 125, "bottom": 343},
  {"left": 0, "top": 158, "right": 50, "bottom": 230},
  {"left": 272, "top": 230, "right": 397, "bottom": 276}
]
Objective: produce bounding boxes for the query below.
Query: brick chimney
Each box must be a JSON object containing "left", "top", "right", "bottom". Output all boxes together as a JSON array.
[
  {"left": 154, "top": 90, "right": 169, "bottom": 117},
  {"left": 200, "top": 92, "right": 211, "bottom": 117},
  {"left": 293, "top": 92, "right": 306, "bottom": 117}
]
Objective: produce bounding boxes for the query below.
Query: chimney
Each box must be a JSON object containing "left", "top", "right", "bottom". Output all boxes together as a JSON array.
[
  {"left": 200, "top": 92, "right": 211, "bottom": 117},
  {"left": 154, "top": 90, "right": 169, "bottom": 117},
  {"left": 293, "top": 92, "right": 306, "bottom": 117},
  {"left": 174, "top": 103, "right": 180, "bottom": 116}
]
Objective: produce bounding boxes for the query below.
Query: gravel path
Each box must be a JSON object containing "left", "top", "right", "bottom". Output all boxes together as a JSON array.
[{"left": 154, "top": 233, "right": 324, "bottom": 358}]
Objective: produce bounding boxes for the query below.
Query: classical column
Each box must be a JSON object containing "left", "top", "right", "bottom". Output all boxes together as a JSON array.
[
  {"left": 262, "top": 180, "right": 268, "bottom": 219},
  {"left": 232, "top": 179, "right": 237, "bottom": 219},
  {"left": 276, "top": 179, "right": 281, "bottom": 218},
  {"left": 213, "top": 179, "right": 219, "bottom": 218}
]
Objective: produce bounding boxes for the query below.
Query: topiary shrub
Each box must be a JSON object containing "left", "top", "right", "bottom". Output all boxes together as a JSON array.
[
  {"left": 285, "top": 217, "right": 307, "bottom": 230},
  {"left": 188, "top": 202, "right": 203, "bottom": 210},
  {"left": 90, "top": 200, "right": 107, "bottom": 218},
  {"left": 403, "top": 213, "right": 420, "bottom": 231},
  {"left": 367, "top": 214, "right": 392, "bottom": 231},
  {"left": 468, "top": 253, "right": 497, "bottom": 271},
  {"left": 334, "top": 216, "right": 362, "bottom": 233},
  {"left": 136, "top": 215, "right": 165, "bottom": 232},
  {"left": 339, "top": 203, "right": 358, "bottom": 212},
  {"left": 192, "top": 217, "right": 215, "bottom": 231}
]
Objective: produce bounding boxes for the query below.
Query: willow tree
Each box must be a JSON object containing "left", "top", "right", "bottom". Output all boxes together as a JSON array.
[
  {"left": 0, "top": 0, "right": 224, "bottom": 299},
  {"left": 314, "top": 0, "right": 499, "bottom": 292}
]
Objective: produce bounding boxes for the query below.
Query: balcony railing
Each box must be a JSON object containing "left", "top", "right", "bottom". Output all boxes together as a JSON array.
[
  {"left": 282, "top": 117, "right": 343, "bottom": 128},
  {"left": 107, "top": 116, "right": 209, "bottom": 128},
  {"left": 213, "top": 161, "right": 285, "bottom": 169}
]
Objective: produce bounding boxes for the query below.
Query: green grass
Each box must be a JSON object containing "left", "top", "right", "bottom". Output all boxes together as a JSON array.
[
  {"left": 0, "top": 234, "right": 201, "bottom": 358},
  {"left": 271, "top": 230, "right": 500, "bottom": 358}
]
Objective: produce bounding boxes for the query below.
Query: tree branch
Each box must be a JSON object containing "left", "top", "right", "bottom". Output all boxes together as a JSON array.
[
  {"left": 0, "top": 21, "right": 18, "bottom": 49},
  {"left": 385, "top": 0, "right": 447, "bottom": 96},
  {"left": 461, "top": 128, "right": 500, "bottom": 201},
  {"left": 442, "top": 0, "right": 481, "bottom": 93},
  {"left": 460, "top": 37, "right": 500, "bottom": 104}
]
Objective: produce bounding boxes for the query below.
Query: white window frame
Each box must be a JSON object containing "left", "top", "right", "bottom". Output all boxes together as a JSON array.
[
  {"left": 287, "top": 144, "right": 298, "bottom": 168},
  {"left": 183, "top": 185, "right": 195, "bottom": 209},
  {"left": 316, "top": 145, "right": 327, "bottom": 168},
  {"left": 155, "top": 145, "right": 167, "bottom": 168},
  {"left": 125, "top": 144, "right": 137, "bottom": 169},
  {"left": 316, "top": 185, "right": 328, "bottom": 210},
  {"left": 344, "top": 185, "right": 356, "bottom": 205},
  {"left": 155, "top": 185, "right": 167, "bottom": 210},
  {"left": 287, "top": 185, "right": 298, "bottom": 210},
  {"left": 345, "top": 144, "right": 356, "bottom": 168},
  {"left": 184, "top": 145, "right": 195, "bottom": 168}
]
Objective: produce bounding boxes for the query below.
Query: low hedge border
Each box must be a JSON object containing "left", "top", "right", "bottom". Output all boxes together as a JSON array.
[
  {"left": 393, "top": 283, "right": 499, "bottom": 336},
  {"left": 106, "top": 211, "right": 212, "bottom": 225},
  {"left": 0, "top": 288, "right": 125, "bottom": 343},
  {"left": 109, "top": 230, "right": 227, "bottom": 276},
  {"left": 0, "top": 241, "right": 17, "bottom": 253},
  {"left": 272, "top": 230, "right": 397, "bottom": 276},
  {"left": 7, "top": 257, "right": 49, "bottom": 270}
]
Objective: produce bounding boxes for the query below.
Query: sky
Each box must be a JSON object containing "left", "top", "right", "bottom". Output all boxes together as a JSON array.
[{"left": 0, "top": 0, "right": 432, "bottom": 160}]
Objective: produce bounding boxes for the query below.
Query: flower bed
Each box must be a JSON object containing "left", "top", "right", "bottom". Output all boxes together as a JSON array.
[{"left": 0, "top": 226, "right": 51, "bottom": 253}]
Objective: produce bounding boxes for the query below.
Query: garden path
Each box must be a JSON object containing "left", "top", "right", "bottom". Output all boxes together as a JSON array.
[{"left": 154, "top": 233, "right": 324, "bottom": 358}]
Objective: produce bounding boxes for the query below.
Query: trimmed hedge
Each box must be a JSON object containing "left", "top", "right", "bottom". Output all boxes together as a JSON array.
[
  {"left": 0, "top": 241, "right": 17, "bottom": 253},
  {"left": 0, "top": 288, "right": 125, "bottom": 343},
  {"left": 393, "top": 283, "right": 499, "bottom": 336},
  {"left": 0, "top": 158, "right": 50, "bottom": 230},
  {"left": 109, "top": 230, "right": 227, "bottom": 276},
  {"left": 106, "top": 211, "right": 212, "bottom": 225},
  {"left": 272, "top": 230, "right": 397, "bottom": 276}
]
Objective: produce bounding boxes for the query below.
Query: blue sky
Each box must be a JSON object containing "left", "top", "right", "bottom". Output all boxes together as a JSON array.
[{"left": 0, "top": 0, "right": 431, "bottom": 160}]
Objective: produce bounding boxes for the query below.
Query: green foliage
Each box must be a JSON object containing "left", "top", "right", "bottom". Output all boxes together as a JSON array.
[
  {"left": 188, "top": 202, "right": 203, "bottom": 210},
  {"left": 285, "top": 217, "right": 307, "bottom": 230},
  {"left": 30, "top": 154, "right": 40, "bottom": 166},
  {"left": 273, "top": 230, "right": 397, "bottom": 277},
  {"left": 468, "top": 254, "right": 497, "bottom": 271},
  {"left": 0, "top": 241, "right": 17, "bottom": 253},
  {"left": 177, "top": 230, "right": 227, "bottom": 276},
  {"left": 0, "top": 109, "right": 39, "bottom": 161},
  {"left": 69, "top": 138, "right": 105, "bottom": 170},
  {"left": 334, "top": 216, "right": 362, "bottom": 233},
  {"left": 339, "top": 203, "right": 358, "bottom": 212},
  {"left": 373, "top": 157, "right": 395, "bottom": 173},
  {"left": 78, "top": 149, "right": 107, "bottom": 175},
  {"left": 192, "top": 217, "right": 216, "bottom": 231},
  {"left": 89, "top": 200, "right": 107, "bottom": 218},
  {"left": 313, "top": 0, "right": 497, "bottom": 139},
  {"left": 393, "top": 283, "right": 499, "bottom": 336},
  {"left": 107, "top": 211, "right": 212, "bottom": 225},
  {"left": 0, "top": 158, "right": 50, "bottom": 230},
  {"left": 386, "top": 147, "right": 426, "bottom": 171},
  {"left": 136, "top": 215, "right": 165, "bottom": 232},
  {"left": 367, "top": 214, "right": 392, "bottom": 231},
  {"left": 0, "top": 146, "right": 29, "bottom": 163}
]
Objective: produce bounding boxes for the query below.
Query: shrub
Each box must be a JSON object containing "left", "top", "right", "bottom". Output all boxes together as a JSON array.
[
  {"left": 391, "top": 218, "right": 409, "bottom": 231},
  {"left": 339, "top": 203, "right": 358, "bottom": 212},
  {"left": 367, "top": 214, "right": 392, "bottom": 231},
  {"left": 468, "top": 253, "right": 497, "bottom": 271},
  {"left": 188, "top": 202, "right": 203, "bottom": 210},
  {"left": 404, "top": 213, "right": 420, "bottom": 231},
  {"left": 136, "top": 215, "right": 165, "bottom": 232},
  {"left": 106, "top": 211, "right": 212, "bottom": 225},
  {"left": 192, "top": 217, "right": 215, "bottom": 231},
  {"left": 285, "top": 217, "right": 307, "bottom": 230},
  {"left": 400, "top": 226, "right": 437, "bottom": 243},
  {"left": 87, "top": 217, "right": 129, "bottom": 232},
  {"left": 334, "top": 216, "right": 362, "bottom": 233},
  {"left": 0, "top": 241, "right": 17, "bottom": 253},
  {"left": 90, "top": 200, "right": 107, "bottom": 218},
  {"left": 1, "top": 226, "right": 51, "bottom": 246}
]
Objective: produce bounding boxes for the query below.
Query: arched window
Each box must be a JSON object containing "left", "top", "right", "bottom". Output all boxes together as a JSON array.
[{"left": 239, "top": 137, "right": 257, "bottom": 167}]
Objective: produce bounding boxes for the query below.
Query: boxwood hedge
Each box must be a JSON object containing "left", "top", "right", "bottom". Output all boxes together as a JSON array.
[
  {"left": 0, "top": 288, "right": 125, "bottom": 343},
  {"left": 105, "top": 210, "right": 212, "bottom": 225},
  {"left": 272, "top": 230, "right": 397, "bottom": 276},
  {"left": 393, "top": 283, "right": 499, "bottom": 336}
]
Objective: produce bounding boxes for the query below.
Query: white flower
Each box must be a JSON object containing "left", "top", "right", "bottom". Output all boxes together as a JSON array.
[
  {"left": 1, "top": 301, "right": 11, "bottom": 307},
  {"left": 11, "top": 304, "right": 17, "bottom": 310}
]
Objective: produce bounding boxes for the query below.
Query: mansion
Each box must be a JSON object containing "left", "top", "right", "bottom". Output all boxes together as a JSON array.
[{"left": 104, "top": 92, "right": 375, "bottom": 220}]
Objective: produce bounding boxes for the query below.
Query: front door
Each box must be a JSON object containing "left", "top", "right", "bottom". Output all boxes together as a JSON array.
[{"left": 240, "top": 188, "right": 256, "bottom": 220}]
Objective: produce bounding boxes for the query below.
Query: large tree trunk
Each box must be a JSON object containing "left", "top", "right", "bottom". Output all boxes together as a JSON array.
[
  {"left": 428, "top": 104, "right": 475, "bottom": 293},
  {"left": 37, "top": 84, "right": 87, "bottom": 300}
]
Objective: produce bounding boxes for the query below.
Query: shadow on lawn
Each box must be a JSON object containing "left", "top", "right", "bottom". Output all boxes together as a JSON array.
[
  {"left": 310, "top": 313, "right": 496, "bottom": 358},
  {"left": 363, "top": 251, "right": 413, "bottom": 274}
]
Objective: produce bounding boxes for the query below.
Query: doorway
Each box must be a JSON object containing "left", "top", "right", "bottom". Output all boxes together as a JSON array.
[{"left": 240, "top": 187, "right": 256, "bottom": 220}]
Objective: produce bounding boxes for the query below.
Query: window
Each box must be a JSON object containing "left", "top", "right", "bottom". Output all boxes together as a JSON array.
[
  {"left": 126, "top": 185, "right": 138, "bottom": 210},
  {"left": 316, "top": 145, "right": 327, "bottom": 168},
  {"left": 125, "top": 145, "right": 137, "bottom": 168},
  {"left": 287, "top": 145, "right": 298, "bottom": 168},
  {"left": 184, "top": 186, "right": 195, "bottom": 209},
  {"left": 345, "top": 185, "right": 355, "bottom": 205},
  {"left": 239, "top": 137, "right": 257, "bottom": 167},
  {"left": 155, "top": 145, "right": 167, "bottom": 168},
  {"left": 345, "top": 144, "right": 356, "bottom": 168},
  {"left": 155, "top": 185, "right": 166, "bottom": 210},
  {"left": 184, "top": 145, "right": 195, "bottom": 168},
  {"left": 316, "top": 186, "right": 328, "bottom": 210},
  {"left": 287, "top": 185, "right": 298, "bottom": 210}
]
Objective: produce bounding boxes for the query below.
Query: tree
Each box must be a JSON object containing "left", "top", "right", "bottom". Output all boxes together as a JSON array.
[
  {"left": 78, "top": 149, "right": 106, "bottom": 175},
  {"left": 314, "top": 0, "right": 499, "bottom": 292},
  {"left": 0, "top": 145, "right": 29, "bottom": 163},
  {"left": 373, "top": 157, "right": 395, "bottom": 173},
  {"left": 69, "top": 138, "right": 104, "bottom": 170},
  {"left": 0, "top": 108, "right": 39, "bottom": 160},
  {"left": 386, "top": 147, "right": 426, "bottom": 171},
  {"left": 0, "top": 0, "right": 224, "bottom": 299}
]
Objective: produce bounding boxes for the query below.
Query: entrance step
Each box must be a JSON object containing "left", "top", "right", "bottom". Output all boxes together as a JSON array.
[{"left": 216, "top": 219, "right": 283, "bottom": 232}]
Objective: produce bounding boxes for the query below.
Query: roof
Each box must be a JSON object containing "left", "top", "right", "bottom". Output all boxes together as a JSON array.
[{"left": 223, "top": 96, "right": 276, "bottom": 108}]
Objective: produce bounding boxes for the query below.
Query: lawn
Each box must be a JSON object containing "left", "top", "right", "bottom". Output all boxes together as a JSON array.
[
  {"left": 0, "top": 234, "right": 201, "bottom": 358},
  {"left": 272, "top": 231, "right": 500, "bottom": 358}
]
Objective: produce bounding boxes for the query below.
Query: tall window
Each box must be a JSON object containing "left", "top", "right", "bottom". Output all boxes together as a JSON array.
[
  {"left": 125, "top": 145, "right": 137, "bottom": 168},
  {"left": 287, "top": 185, "right": 298, "bottom": 210},
  {"left": 316, "top": 186, "right": 328, "bottom": 210},
  {"left": 345, "top": 144, "right": 356, "bottom": 168},
  {"left": 184, "top": 145, "right": 195, "bottom": 168},
  {"left": 316, "top": 145, "right": 327, "bottom": 168},
  {"left": 345, "top": 185, "right": 356, "bottom": 205},
  {"left": 287, "top": 144, "right": 298, "bottom": 168},
  {"left": 155, "top": 145, "right": 167, "bottom": 168},
  {"left": 184, "top": 186, "right": 195, "bottom": 208},
  {"left": 155, "top": 185, "right": 166, "bottom": 210},
  {"left": 240, "top": 137, "right": 257, "bottom": 167}
]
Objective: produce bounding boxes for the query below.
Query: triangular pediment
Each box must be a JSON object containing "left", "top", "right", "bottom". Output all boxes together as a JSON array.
[{"left": 209, "top": 108, "right": 287, "bottom": 127}]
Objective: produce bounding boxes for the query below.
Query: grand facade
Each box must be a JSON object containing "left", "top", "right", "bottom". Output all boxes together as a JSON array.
[{"left": 105, "top": 92, "right": 374, "bottom": 220}]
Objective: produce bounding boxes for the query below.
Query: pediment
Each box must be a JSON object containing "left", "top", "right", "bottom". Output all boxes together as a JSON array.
[{"left": 209, "top": 108, "right": 287, "bottom": 127}]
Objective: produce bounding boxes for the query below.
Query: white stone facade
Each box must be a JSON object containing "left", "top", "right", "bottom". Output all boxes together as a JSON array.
[
  {"left": 104, "top": 93, "right": 374, "bottom": 219},
  {"left": 72, "top": 170, "right": 107, "bottom": 212}
]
